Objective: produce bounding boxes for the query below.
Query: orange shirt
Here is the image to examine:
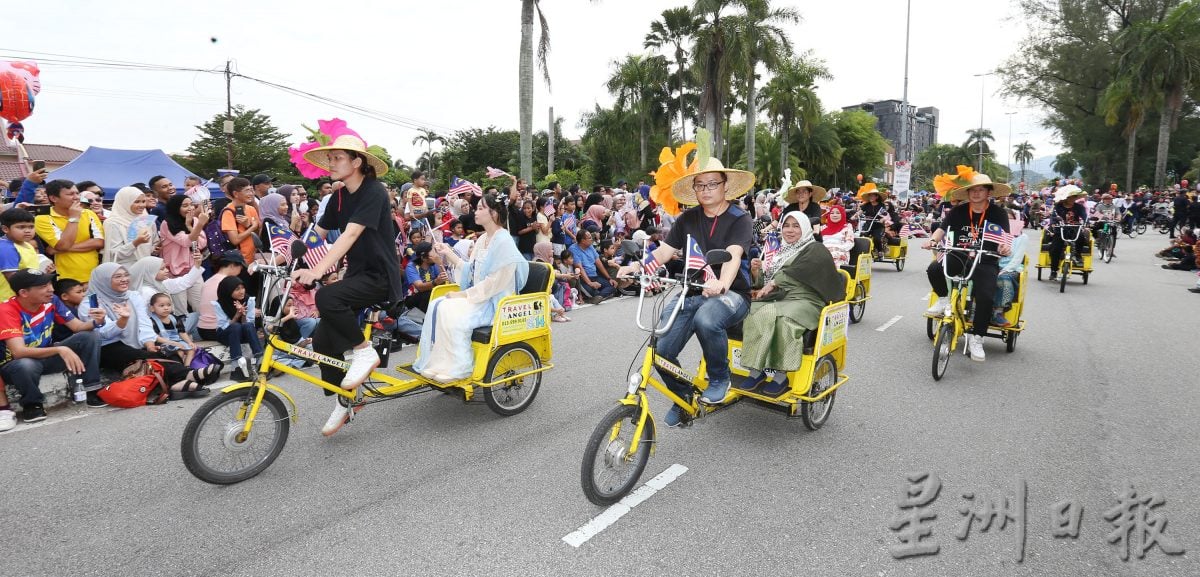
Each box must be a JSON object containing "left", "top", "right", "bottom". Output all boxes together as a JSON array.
[{"left": 220, "top": 204, "right": 260, "bottom": 265}]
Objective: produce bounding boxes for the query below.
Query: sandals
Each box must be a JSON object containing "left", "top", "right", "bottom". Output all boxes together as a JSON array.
[
  {"left": 169, "top": 380, "right": 210, "bottom": 401},
  {"left": 187, "top": 365, "right": 219, "bottom": 385}
]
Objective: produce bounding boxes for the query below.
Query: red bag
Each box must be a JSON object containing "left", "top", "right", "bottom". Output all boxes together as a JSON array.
[{"left": 97, "top": 360, "right": 170, "bottom": 408}]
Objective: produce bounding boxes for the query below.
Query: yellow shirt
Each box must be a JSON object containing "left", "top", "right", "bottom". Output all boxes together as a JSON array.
[
  {"left": 35, "top": 208, "right": 104, "bottom": 282},
  {"left": 0, "top": 241, "right": 40, "bottom": 301}
]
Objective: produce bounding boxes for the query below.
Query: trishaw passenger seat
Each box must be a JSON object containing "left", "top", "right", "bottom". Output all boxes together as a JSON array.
[
  {"left": 886, "top": 236, "right": 902, "bottom": 246},
  {"left": 726, "top": 322, "right": 818, "bottom": 354},
  {"left": 468, "top": 262, "right": 555, "bottom": 345},
  {"left": 848, "top": 237, "right": 870, "bottom": 264},
  {"left": 840, "top": 265, "right": 856, "bottom": 277}
]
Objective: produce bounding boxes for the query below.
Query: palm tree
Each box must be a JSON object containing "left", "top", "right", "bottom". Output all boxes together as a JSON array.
[
  {"left": 1052, "top": 153, "right": 1077, "bottom": 180},
  {"left": 645, "top": 7, "right": 703, "bottom": 142},
  {"left": 411, "top": 128, "right": 443, "bottom": 177},
  {"left": 1100, "top": 75, "right": 1157, "bottom": 193},
  {"left": 606, "top": 54, "right": 671, "bottom": 172},
  {"left": 759, "top": 53, "right": 831, "bottom": 180},
  {"left": 1013, "top": 141, "right": 1036, "bottom": 184},
  {"left": 963, "top": 128, "right": 995, "bottom": 170},
  {"left": 1110, "top": 0, "right": 1200, "bottom": 188},
  {"left": 728, "top": 0, "right": 799, "bottom": 173},
  {"left": 692, "top": 0, "right": 743, "bottom": 159}
]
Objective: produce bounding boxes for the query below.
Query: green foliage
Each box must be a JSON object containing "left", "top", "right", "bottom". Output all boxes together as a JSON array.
[
  {"left": 830, "top": 110, "right": 888, "bottom": 189},
  {"left": 180, "top": 106, "right": 298, "bottom": 182}
]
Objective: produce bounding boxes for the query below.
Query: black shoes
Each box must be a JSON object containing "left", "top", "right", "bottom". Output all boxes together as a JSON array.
[{"left": 21, "top": 403, "right": 46, "bottom": 423}]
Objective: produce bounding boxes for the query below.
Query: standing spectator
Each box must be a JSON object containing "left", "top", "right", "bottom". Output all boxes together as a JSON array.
[
  {"left": 147, "top": 175, "right": 177, "bottom": 225},
  {"left": 103, "top": 186, "right": 159, "bottom": 266},
  {"left": 0, "top": 208, "right": 42, "bottom": 302},
  {"left": 251, "top": 174, "right": 274, "bottom": 200},
  {"left": 1171, "top": 189, "right": 1189, "bottom": 238},
  {"left": 13, "top": 166, "right": 48, "bottom": 204},
  {"left": 221, "top": 177, "right": 262, "bottom": 279},
  {"left": 0, "top": 270, "right": 105, "bottom": 423},
  {"left": 34, "top": 180, "right": 104, "bottom": 284},
  {"left": 315, "top": 180, "right": 335, "bottom": 223}
]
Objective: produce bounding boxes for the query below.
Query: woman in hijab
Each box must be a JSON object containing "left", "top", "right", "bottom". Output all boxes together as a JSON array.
[
  {"left": 257, "top": 192, "right": 296, "bottom": 265},
  {"left": 533, "top": 241, "right": 569, "bottom": 322},
  {"left": 414, "top": 194, "right": 530, "bottom": 382},
  {"left": 104, "top": 186, "right": 158, "bottom": 266},
  {"left": 159, "top": 194, "right": 208, "bottom": 311},
  {"left": 821, "top": 205, "right": 856, "bottom": 268},
  {"left": 84, "top": 263, "right": 207, "bottom": 398},
  {"left": 581, "top": 204, "right": 609, "bottom": 236},
  {"left": 213, "top": 275, "right": 263, "bottom": 376},
  {"left": 738, "top": 211, "right": 845, "bottom": 396},
  {"left": 128, "top": 256, "right": 203, "bottom": 320}
]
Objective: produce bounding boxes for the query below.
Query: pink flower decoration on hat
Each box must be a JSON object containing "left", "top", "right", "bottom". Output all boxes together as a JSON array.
[
  {"left": 287, "top": 118, "right": 368, "bottom": 178},
  {"left": 288, "top": 140, "right": 328, "bottom": 178},
  {"left": 316, "top": 118, "right": 365, "bottom": 145}
]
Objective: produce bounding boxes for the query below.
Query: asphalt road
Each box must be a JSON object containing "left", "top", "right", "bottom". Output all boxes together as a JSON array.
[{"left": 4, "top": 230, "right": 1197, "bottom": 577}]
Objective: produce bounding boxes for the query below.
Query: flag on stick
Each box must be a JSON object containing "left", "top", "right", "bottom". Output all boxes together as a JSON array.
[{"left": 685, "top": 235, "right": 716, "bottom": 282}]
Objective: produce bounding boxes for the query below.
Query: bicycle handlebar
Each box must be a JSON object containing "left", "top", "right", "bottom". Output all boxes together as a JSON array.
[{"left": 932, "top": 245, "right": 1000, "bottom": 283}]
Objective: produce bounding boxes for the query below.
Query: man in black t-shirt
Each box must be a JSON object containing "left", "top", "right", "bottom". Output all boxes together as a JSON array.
[
  {"left": 295, "top": 136, "right": 403, "bottom": 437},
  {"left": 922, "top": 173, "right": 1013, "bottom": 363},
  {"left": 646, "top": 159, "right": 755, "bottom": 427}
]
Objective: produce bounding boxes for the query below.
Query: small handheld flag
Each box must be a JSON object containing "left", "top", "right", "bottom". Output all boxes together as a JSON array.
[
  {"left": 981, "top": 221, "right": 1013, "bottom": 248},
  {"left": 641, "top": 240, "right": 662, "bottom": 290},
  {"left": 301, "top": 226, "right": 332, "bottom": 273},
  {"left": 761, "top": 232, "right": 781, "bottom": 270},
  {"left": 265, "top": 220, "right": 296, "bottom": 259},
  {"left": 486, "top": 166, "right": 512, "bottom": 180},
  {"left": 685, "top": 234, "right": 716, "bottom": 282},
  {"left": 449, "top": 177, "right": 482, "bottom": 200}
]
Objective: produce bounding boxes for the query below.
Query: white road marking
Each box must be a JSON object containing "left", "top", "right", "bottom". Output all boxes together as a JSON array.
[
  {"left": 875, "top": 315, "right": 903, "bottom": 332},
  {"left": 563, "top": 463, "right": 689, "bottom": 548},
  {"left": 920, "top": 292, "right": 931, "bottom": 301},
  {"left": 0, "top": 407, "right": 120, "bottom": 435}
]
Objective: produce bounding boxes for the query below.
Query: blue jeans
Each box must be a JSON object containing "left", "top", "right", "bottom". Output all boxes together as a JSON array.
[
  {"left": 654, "top": 291, "right": 749, "bottom": 399},
  {"left": 275, "top": 317, "right": 319, "bottom": 366},
  {"left": 217, "top": 322, "right": 263, "bottom": 360},
  {"left": 0, "top": 331, "right": 101, "bottom": 407}
]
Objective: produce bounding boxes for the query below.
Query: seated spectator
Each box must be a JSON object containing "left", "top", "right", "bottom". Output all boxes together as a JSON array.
[
  {"left": 738, "top": 212, "right": 844, "bottom": 396},
  {"left": 0, "top": 208, "right": 43, "bottom": 301},
  {"left": 146, "top": 292, "right": 202, "bottom": 372},
  {"left": 532, "top": 242, "right": 569, "bottom": 322},
  {"left": 128, "top": 256, "right": 204, "bottom": 330},
  {"left": 212, "top": 276, "right": 263, "bottom": 381},
  {"left": 51, "top": 278, "right": 89, "bottom": 343},
  {"left": 85, "top": 263, "right": 205, "bottom": 398},
  {"left": 404, "top": 242, "right": 447, "bottom": 313},
  {"left": 555, "top": 248, "right": 582, "bottom": 306},
  {"left": 197, "top": 251, "right": 246, "bottom": 341},
  {"left": 34, "top": 180, "right": 104, "bottom": 284},
  {"left": 0, "top": 269, "right": 105, "bottom": 423},
  {"left": 104, "top": 186, "right": 159, "bottom": 266},
  {"left": 992, "top": 222, "right": 1030, "bottom": 326},
  {"left": 569, "top": 230, "right": 615, "bottom": 304},
  {"left": 599, "top": 239, "right": 635, "bottom": 295},
  {"left": 159, "top": 194, "right": 209, "bottom": 312}
]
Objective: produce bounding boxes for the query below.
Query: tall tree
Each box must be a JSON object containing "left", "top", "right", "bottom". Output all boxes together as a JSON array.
[
  {"left": 963, "top": 128, "right": 995, "bottom": 170},
  {"left": 606, "top": 54, "right": 671, "bottom": 173},
  {"left": 760, "top": 53, "right": 831, "bottom": 180},
  {"left": 518, "top": 0, "right": 554, "bottom": 183},
  {"left": 181, "top": 106, "right": 296, "bottom": 180},
  {"left": 411, "top": 128, "right": 444, "bottom": 177},
  {"left": 692, "top": 0, "right": 743, "bottom": 158},
  {"left": 645, "top": 7, "right": 703, "bottom": 142},
  {"left": 729, "top": 0, "right": 799, "bottom": 173},
  {"left": 1100, "top": 76, "right": 1157, "bottom": 193},
  {"left": 1052, "top": 152, "right": 1078, "bottom": 179},
  {"left": 1013, "top": 141, "right": 1036, "bottom": 183},
  {"left": 1110, "top": 0, "right": 1200, "bottom": 187}
]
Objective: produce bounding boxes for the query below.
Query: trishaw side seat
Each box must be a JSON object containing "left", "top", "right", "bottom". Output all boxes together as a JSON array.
[
  {"left": 728, "top": 322, "right": 817, "bottom": 354},
  {"left": 472, "top": 326, "right": 493, "bottom": 344}
]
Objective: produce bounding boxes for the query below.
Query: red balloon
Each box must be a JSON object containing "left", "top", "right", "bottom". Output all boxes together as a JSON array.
[
  {"left": 1183, "top": 179, "right": 1190, "bottom": 187},
  {"left": 855, "top": 173, "right": 863, "bottom": 183},
  {"left": 0, "top": 71, "right": 34, "bottom": 124}
]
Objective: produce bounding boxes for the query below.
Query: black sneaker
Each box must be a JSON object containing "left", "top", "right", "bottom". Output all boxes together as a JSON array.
[
  {"left": 21, "top": 404, "right": 46, "bottom": 423},
  {"left": 85, "top": 392, "right": 108, "bottom": 408},
  {"left": 230, "top": 367, "right": 250, "bottom": 382}
]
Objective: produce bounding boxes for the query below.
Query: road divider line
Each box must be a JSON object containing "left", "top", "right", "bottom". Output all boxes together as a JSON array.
[
  {"left": 562, "top": 463, "right": 688, "bottom": 548},
  {"left": 875, "top": 315, "right": 903, "bottom": 332}
]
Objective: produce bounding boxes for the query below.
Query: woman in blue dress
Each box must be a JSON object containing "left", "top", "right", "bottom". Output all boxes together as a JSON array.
[{"left": 414, "top": 194, "right": 529, "bottom": 382}]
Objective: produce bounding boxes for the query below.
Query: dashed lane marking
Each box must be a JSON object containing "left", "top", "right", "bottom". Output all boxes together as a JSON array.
[
  {"left": 563, "top": 463, "right": 688, "bottom": 548},
  {"left": 875, "top": 315, "right": 903, "bottom": 332}
]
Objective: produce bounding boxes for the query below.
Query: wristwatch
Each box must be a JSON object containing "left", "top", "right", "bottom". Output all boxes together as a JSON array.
[{"left": 67, "top": 217, "right": 80, "bottom": 223}]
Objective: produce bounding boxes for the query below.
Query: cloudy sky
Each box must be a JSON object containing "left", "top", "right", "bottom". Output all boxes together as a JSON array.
[{"left": 3, "top": 0, "right": 1056, "bottom": 175}]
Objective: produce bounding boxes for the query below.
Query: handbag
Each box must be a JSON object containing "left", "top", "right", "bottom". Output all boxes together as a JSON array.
[
  {"left": 189, "top": 347, "right": 225, "bottom": 385},
  {"left": 97, "top": 360, "right": 170, "bottom": 408}
]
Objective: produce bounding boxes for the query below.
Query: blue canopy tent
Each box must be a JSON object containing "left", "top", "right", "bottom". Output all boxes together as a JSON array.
[{"left": 48, "top": 147, "right": 220, "bottom": 200}]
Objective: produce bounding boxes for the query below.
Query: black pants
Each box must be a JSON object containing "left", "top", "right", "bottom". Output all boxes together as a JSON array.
[
  {"left": 1048, "top": 227, "right": 1090, "bottom": 270},
  {"left": 100, "top": 341, "right": 190, "bottom": 385},
  {"left": 405, "top": 290, "right": 432, "bottom": 313},
  {"left": 927, "top": 257, "right": 999, "bottom": 337},
  {"left": 1171, "top": 214, "right": 1187, "bottom": 238},
  {"left": 313, "top": 273, "right": 390, "bottom": 387},
  {"left": 865, "top": 227, "right": 886, "bottom": 255},
  {"left": 1091, "top": 222, "right": 1117, "bottom": 253}
]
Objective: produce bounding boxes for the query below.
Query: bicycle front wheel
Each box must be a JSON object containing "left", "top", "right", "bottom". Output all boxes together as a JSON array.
[
  {"left": 932, "top": 323, "right": 954, "bottom": 381},
  {"left": 1135, "top": 222, "right": 1147, "bottom": 235},
  {"left": 181, "top": 387, "right": 290, "bottom": 485},
  {"left": 581, "top": 403, "right": 654, "bottom": 506},
  {"left": 1102, "top": 236, "right": 1114, "bottom": 263}
]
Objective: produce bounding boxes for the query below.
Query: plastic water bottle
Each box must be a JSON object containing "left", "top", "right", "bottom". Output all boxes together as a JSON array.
[{"left": 71, "top": 374, "right": 86, "bottom": 403}]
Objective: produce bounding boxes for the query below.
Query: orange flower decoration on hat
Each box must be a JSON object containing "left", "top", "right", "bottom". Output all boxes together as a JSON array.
[
  {"left": 855, "top": 182, "right": 882, "bottom": 202},
  {"left": 650, "top": 141, "right": 697, "bottom": 217},
  {"left": 933, "top": 165, "right": 978, "bottom": 196}
]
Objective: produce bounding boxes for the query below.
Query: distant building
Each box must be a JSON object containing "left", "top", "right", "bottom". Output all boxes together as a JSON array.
[
  {"left": 843, "top": 100, "right": 939, "bottom": 161},
  {"left": 0, "top": 142, "right": 83, "bottom": 183}
]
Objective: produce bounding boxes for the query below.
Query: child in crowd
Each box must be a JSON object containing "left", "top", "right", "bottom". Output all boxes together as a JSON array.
[
  {"left": 51, "top": 278, "right": 88, "bottom": 343},
  {"left": 0, "top": 208, "right": 44, "bottom": 301},
  {"left": 555, "top": 249, "right": 583, "bottom": 309},
  {"left": 147, "top": 292, "right": 197, "bottom": 367},
  {"left": 213, "top": 276, "right": 262, "bottom": 380}
]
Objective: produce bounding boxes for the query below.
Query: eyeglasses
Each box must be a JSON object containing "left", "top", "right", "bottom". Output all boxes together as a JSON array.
[{"left": 693, "top": 181, "right": 725, "bottom": 192}]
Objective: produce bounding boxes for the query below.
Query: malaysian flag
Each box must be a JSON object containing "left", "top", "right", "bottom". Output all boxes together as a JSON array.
[
  {"left": 486, "top": 166, "right": 511, "bottom": 180},
  {"left": 761, "top": 232, "right": 781, "bottom": 270},
  {"left": 448, "top": 177, "right": 482, "bottom": 200},
  {"left": 641, "top": 239, "right": 663, "bottom": 289},
  {"left": 685, "top": 235, "right": 716, "bottom": 282},
  {"left": 301, "top": 226, "right": 332, "bottom": 273},
  {"left": 981, "top": 221, "right": 1014, "bottom": 248},
  {"left": 264, "top": 220, "right": 296, "bottom": 260},
  {"left": 899, "top": 223, "right": 912, "bottom": 238}
]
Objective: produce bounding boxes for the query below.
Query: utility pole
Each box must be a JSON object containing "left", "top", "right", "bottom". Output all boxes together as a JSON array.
[
  {"left": 1005, "top": 111, "right": 1017, "bottom": 182},
  {"left": 972, "top": 72, "right": 994, "bottom": 172},
  {"left": 548, "top": 106, "right": 555, "bottom": 176},
  {"left": 900, "top": 0, "right": 912, "bottom": 162},
  {"left": 224, "top": 60, "right": 234, "bottom": 170}
]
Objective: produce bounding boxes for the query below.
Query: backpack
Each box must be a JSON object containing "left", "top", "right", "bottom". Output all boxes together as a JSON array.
[
  {"left": 203, "top": 207, "right": 235, "bottom": 261},
  {"left": 97, "top": 359, "right": 170, "bottom": 408}
]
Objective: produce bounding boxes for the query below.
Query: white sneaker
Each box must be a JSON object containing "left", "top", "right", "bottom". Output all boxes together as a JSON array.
[
  {"left": 0, "top": 409, "right": 15, "bottom": 432},
  {"left": 340, "top": 346, "right": 380, "bottom": 390},
  {"left": 926, "top": 297, "right": 949, "bottom": 316},
  {"left": 321, "top": 398, "right": 358, "bottom": 437},
  {"left": 967, "top": 335, "right": 985, "bottom": 362}
]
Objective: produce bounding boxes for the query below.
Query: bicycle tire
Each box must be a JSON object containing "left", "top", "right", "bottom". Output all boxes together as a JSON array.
[
  {"left": 932, "top": 323, "right": 954, "bottom": 381},
  {"left": 581, "top": 403, "right": 654, "bottom": 506},
  {"left": 482, "top": 342, "right": 542, "bottom": 416},
  {"left": 181, "top": 387, "right": 290, "bottom": 485},
  {"left": 1135, "top": 222, "right": 1147, "bottom": 235},
  {"left": 849, "top": 283, "right": 866, "bottom": 324},
  {"left": 1059, "top": 261, "right": 1069, "bottom": 293},
  {"left": 1103, "top": 236, "right": 1114, "bottom": 263},
  {"left": 800, "top": 356, "right": 837, "bottom": 430}
]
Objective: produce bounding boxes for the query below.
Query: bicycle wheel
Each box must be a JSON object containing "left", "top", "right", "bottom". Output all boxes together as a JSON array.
[
  {"left": 482, "top": 342, "right": 542, "bottom": 416},
  {"left": 849, "top": 282, "right": 866, "bottom": 324},
  {"left": 800, "top": 355, "right": 837, "bottom": 431},
  {"left": 932, "top": 323, "right": 954, "bottom": 381},
  {"left": 1059, "top": 261, "right": 1070, "bottom": 293},
  {"left": 181, "top": 387, "right": 290, "bottom": 485},
  {"left": 895, "top": 258, "right": 906, "bottom": 272},
  {"left": 926, "top": 317, "right": 936, "bottom": 340},
  {"left": 581, "top": 403, "right": 654, "bottom": 506},
  {"left": 1005, "top": 329, "right": 1018, "bottom": 353},
  {"left": 1156, "top": 218, "right": 1171, "bottom": 234},
  {"left": 1102, "top": 235, "right": 1114, "bottom": 263},
  {"left": 1135, "top": 222, "right": 1147, "bottom": 235}
]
